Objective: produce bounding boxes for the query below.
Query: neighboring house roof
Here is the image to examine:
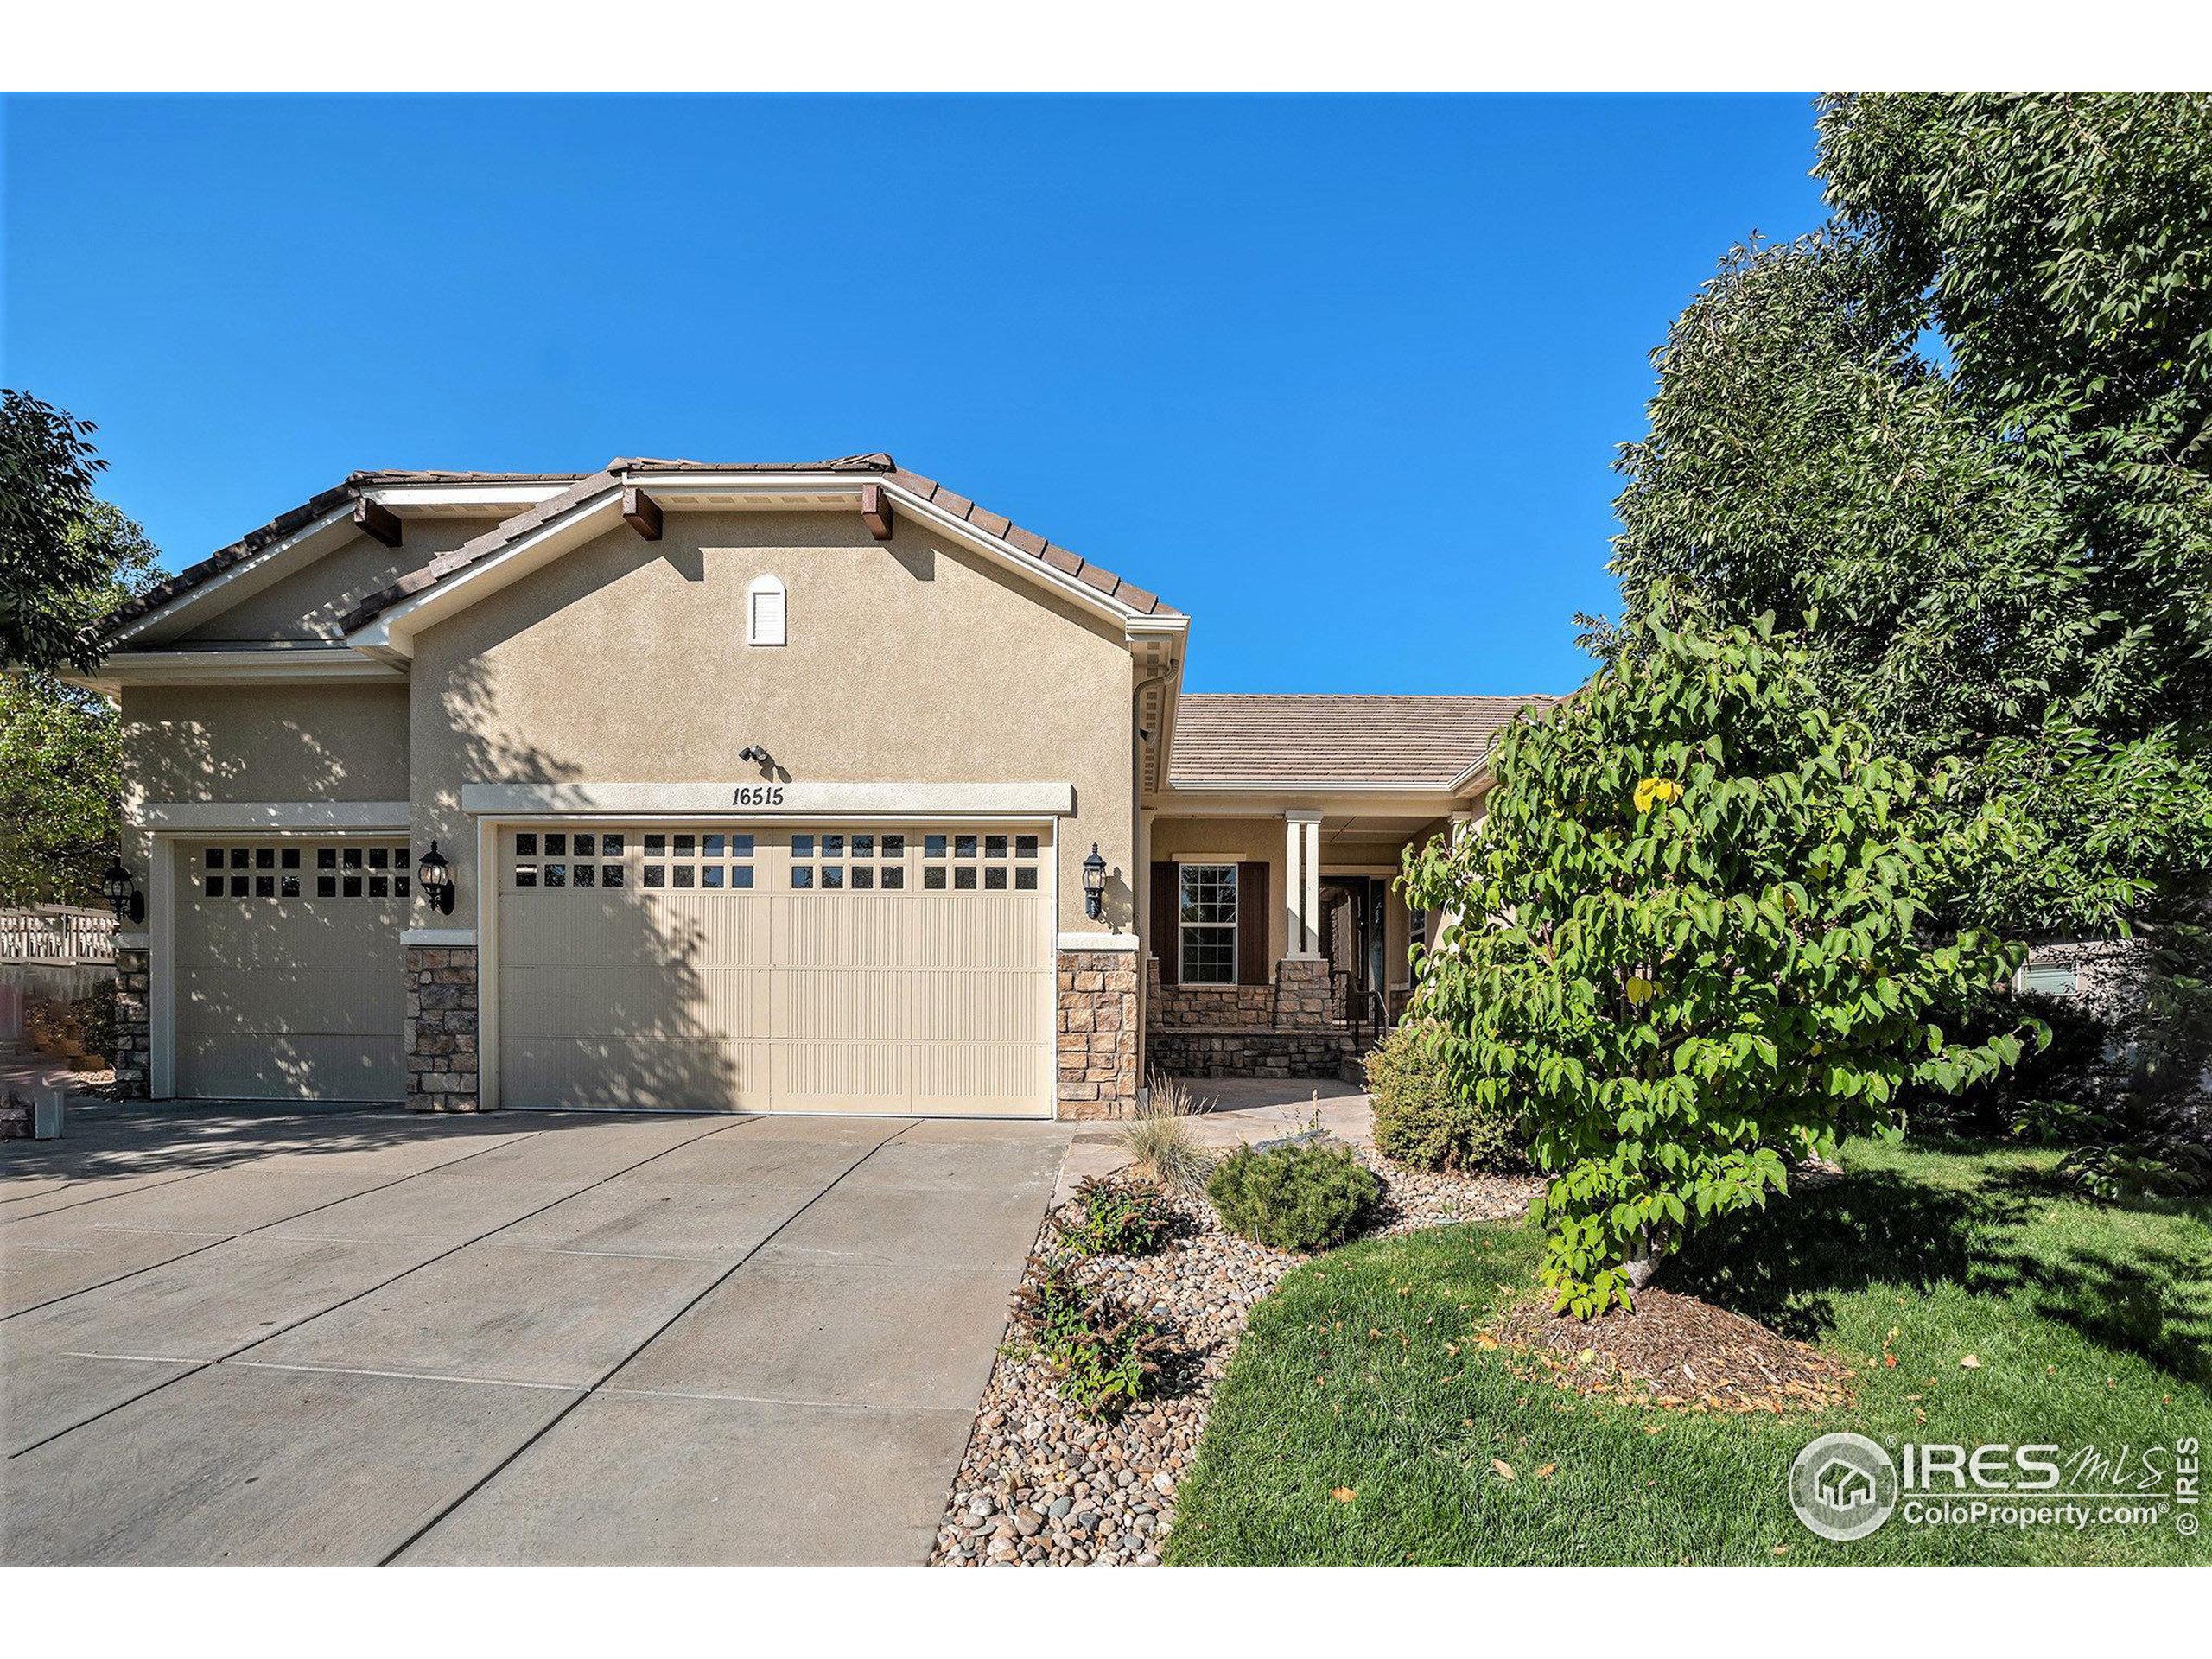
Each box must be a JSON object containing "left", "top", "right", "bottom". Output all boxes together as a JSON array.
[
  {"left": 1167, "top": 693, "right": 1556, "bottom": 789},
  {"left": 102, "top": 469, "right": 588, "bottom": 637}
]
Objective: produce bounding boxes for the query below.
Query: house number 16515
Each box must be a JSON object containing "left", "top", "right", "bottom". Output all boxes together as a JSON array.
[{"left": 732, "top": 785, "right": 786, "bottom": 807}]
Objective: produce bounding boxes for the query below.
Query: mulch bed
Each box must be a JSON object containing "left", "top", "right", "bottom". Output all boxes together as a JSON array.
[{"left": 1489, "top": 1286, "right": 1856, "bottom": 1414}]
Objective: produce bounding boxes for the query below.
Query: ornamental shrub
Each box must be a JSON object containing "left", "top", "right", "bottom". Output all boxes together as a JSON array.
[
  {"left": 1205, "top": 1141, "right": 1381, "bottom": 1254},
  {"left": 1402, "top": 588, "right": 2042, "bottom": 1317},
  {"left": 1008, "top": 1254, "right": 1172, "bottom": 1419},
  {"left": 1055, "top": 1174, "right": 1174, "bottom": 1257},
  {"left": 1365, "top": 1021, "right": 1527, "bottom": 1172}
]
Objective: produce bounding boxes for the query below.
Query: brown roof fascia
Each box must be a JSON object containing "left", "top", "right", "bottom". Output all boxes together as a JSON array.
[
  {"left": 102, "top": 468, "right": 588, "bottom": 639},
  {"left": 128, "top": 453, "right": 1180, "bottom": 646}
]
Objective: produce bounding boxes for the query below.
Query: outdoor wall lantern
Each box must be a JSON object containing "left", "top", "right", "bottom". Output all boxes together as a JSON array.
[
  {"left": 99, "top": 856, "right": 145, "bottom": 925},
  {"left": 1082, "top": 842, "right": 1108, "bottom": 921},
  {"left": 416, "top": 842, "right": 455, "bottom": 916}
]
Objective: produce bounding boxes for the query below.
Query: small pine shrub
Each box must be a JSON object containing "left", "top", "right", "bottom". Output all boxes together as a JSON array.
[
  {"left": 1056, "top": 1175, "right": 1174, "bottom": 1257},
  {"left": 1008, "top": 1254, "right": 1173, "bottom": 1418},
  {"left": 1365, "top": 1023, "right": 1526, "bottom": 1172},
  {"left": 1205, "top": 1141, "right": 1381, "bottom": 1254}
]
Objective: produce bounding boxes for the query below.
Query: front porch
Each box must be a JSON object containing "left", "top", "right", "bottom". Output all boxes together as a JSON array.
[
  {"left": 1135, "top": 691, "right": 1535, "bottom": 1090},
  {"left": 1141, "top": 804, "right": 1471, "bottom": 1082}
]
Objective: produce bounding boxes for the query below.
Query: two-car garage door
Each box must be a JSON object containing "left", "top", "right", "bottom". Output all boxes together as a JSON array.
[{"left": 495, "top": 823, "right": 1055, "bottom": 1116}]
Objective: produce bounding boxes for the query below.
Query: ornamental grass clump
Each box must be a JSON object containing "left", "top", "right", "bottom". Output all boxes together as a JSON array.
[
  {"left": 1403, "top": 588, "right": 2043, "bottom": 1317},
  {"left": 1116, "top": 1073, "right": 1215, "bottom": 1194},
  {"left": 1205, "top": 1141, "right": 1381, "bottom": 1254}
]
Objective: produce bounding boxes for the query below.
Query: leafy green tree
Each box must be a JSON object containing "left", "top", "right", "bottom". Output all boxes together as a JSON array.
[
  {"left": 2, "top": 391, "right": 149, "bottom": 673},
  {"left": 1404, "top": 595, "right": 2037, "bottom": 1316},
  {"left": 1608, "top": 92, "right": 2212, "bottom": 1104},
  {"left": 0, "top": 394, "right": 161, "bottom": 906},
  {"left": 0, "top": 673, "right": 124, "bottom": 906}
]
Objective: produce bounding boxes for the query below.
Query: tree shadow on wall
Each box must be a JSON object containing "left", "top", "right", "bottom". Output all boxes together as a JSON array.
[{"left": 442, "top": 652, "right": 739, "bottom": 1112}]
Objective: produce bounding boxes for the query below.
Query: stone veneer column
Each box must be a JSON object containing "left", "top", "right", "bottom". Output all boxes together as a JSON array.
[
  {"left": 1056, "top": 946, "right": 1139, "bottom": 1120},
  {"left": 111, "top": 942, "right": 150, "bottom": 1099},
  {"left": 405, "top": 944, "right": 482, "bottom": 1111},
  {"left": 1271, "top": 955, "right": 1334, "bottom": 1028}
]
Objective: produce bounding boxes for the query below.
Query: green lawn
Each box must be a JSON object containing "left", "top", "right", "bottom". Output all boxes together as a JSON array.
[{"left": 1167, "top": 1136, "right": 2212, "bottom": 1564}]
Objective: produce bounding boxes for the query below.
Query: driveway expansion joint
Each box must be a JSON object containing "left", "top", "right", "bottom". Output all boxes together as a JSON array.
[{"left": 376, "top": 1119, "right": 917, "bottom": 1564}]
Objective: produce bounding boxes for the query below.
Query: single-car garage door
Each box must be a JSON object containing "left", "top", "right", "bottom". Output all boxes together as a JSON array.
[
  {"left": 172, "top": 837, "right": 410, "bottom": 1099},
  {"left": 496, "top": 823, "right": 1054, "bottom": 1116}
]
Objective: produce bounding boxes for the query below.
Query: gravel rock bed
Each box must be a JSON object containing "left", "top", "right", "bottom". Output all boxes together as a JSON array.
[
  {"left": 929, "top": 1148, "right": 1541, "bottom": 1567},
  {"left": 1357, "top": 1147, "right": 1543, "bottom": 1233}
]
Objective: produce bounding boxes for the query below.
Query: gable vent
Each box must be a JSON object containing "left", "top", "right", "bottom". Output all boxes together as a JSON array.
[{"left": 748, "top": 574, "right": 787, "bottom": 647}]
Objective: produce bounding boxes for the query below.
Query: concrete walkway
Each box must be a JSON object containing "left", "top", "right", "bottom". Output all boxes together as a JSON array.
[
  {"left": 1056, "top": 1076, "right": 1372, "bottom": 1201},
  {"left": 1, "top": 1099, "right": 1067, "bottom": 1564}
]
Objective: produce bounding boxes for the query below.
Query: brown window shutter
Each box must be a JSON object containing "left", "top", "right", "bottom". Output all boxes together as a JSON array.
[
  {"left": 1150, "top": 861, "right": 1179, "bottom": 985},
  {"left": 1236, "top": 861, "right": 1270, "bottom": 987}
]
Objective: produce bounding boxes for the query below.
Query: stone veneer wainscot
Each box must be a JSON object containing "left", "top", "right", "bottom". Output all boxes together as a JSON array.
[
  {"left": 1142, "top": 954, "right": 1354, "bottom": 1081},
  {"left": 405, "top": 944, "right": 480, "bottom": 1112},
  {"left": 113, "top": 943, "right": 150, "bottom": 1100},
  {"left": 1056, "top": 945, "right": 1139, "bottom": 1120}
]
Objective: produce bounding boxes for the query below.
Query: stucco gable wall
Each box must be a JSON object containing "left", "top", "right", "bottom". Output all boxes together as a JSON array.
[
  {"left": 407, "top": 508, "right": 1138, "bottom": 931},
  {"left": 118, "top": 681, "right": 411, "bottom": 870},
  {"left": 175, "top": 519, "right": 507, "bottom": 645}
]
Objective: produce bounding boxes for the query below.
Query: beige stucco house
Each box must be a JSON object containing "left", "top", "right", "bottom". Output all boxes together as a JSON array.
[{"left": 74, "top": 455, "right": 1548, "bottom": 1120}]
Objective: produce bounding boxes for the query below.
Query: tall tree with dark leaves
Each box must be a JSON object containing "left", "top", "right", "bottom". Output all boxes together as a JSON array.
[
  {"left": 1609, "top": 92, "right": 2212, "bottom": 1106},
  {"left": 0, "top": 394, "right": 160, "bottom": 906}
]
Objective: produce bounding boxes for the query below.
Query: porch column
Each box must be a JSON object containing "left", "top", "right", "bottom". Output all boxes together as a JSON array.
[
  {"left": 1284, "top": 810, "right": 1323, "bottom": 957},
  {"left": 1436, "top": 808, "right": 1479, "bottom": 946},
  {"left": 1302, "top": 817, "right": 1322, "bottom": 956}
]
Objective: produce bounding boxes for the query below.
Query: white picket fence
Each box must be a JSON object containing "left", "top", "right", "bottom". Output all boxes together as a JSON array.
[{"left": 0, "top": 906, "right": 117, "bottom": 965}]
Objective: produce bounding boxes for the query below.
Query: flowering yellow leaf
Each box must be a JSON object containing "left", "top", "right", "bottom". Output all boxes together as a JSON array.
[
  {"left": 1625, "top": 976, "right": 1659, "bottom": 1005},
  {"left": 1633, "top": 777, "right": 1683, "bottom": 813}
]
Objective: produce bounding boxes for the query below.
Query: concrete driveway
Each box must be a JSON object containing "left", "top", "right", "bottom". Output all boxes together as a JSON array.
[{"left": 0, "top": 1101, "right": 1066, "bottom": 1564}]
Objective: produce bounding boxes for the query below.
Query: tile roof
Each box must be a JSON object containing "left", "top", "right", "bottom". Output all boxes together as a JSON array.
[
  {"left": 1167, "top": 693, "right": 1557, "bottom": 789},
  {"left": 102, "top": 469, "right": 588, "bottom": 637},
  {"left": 116, "top": 453, "right": 1180, "bottom": 639},
  {"left": 876, "top": 465, "right": 1173, "bottom": 617},
  {"left": 338, "top": 469, "right": 624, "bottom": 633}
]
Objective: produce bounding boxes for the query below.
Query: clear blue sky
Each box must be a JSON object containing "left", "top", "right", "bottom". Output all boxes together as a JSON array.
[{"left": 2, "top": 94, "right": 1826, "bottom": 695}]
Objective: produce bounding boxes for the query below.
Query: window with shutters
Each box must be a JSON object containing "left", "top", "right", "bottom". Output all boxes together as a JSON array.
[
  {"left": 748, "top": 573, "right": 787, "bottom": 645},
  {"left": 1179, "top": 863, "right": 1238, "bottom": 984}
]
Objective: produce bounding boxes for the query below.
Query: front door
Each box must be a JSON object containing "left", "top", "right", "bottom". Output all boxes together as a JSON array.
[{"left": 1318, "top": 875, "right": 1388, "bottom": 1021}]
